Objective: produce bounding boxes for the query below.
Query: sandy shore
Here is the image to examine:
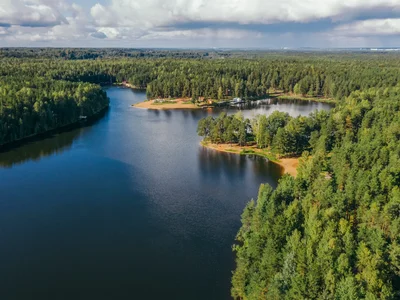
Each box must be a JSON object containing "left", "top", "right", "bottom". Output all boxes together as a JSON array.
[
  {"left": 120, "top": 82, "right": 143, "bottom": 89},
  {"left": 202, "top": 142, "right": 299, "bottom": 177},
  {"left": 133, "top": 98, "right": 200, "bottom": 110}
]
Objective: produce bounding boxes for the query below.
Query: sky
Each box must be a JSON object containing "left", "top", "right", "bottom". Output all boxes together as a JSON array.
[{"left": 1, "top": 0, "right": 400, "bottom": 48}]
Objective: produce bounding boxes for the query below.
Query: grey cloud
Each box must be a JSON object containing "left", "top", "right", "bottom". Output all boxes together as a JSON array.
[
  {"left": 90, "top": 0, "right": 400, "bottom": 29},
  {"left": 2, "top": 0, "right": 400, "bottom": 48},
  {"left": 0, "top": 26, "right": 9, "bottom": 35},
  {"left": 91, "top": 31, "right": 107, "bottom": 39},
  {"left": 334, "top": 19, "right": 400, "bottom": 36}
]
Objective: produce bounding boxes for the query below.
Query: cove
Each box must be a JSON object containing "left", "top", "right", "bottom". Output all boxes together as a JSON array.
[{"left": 0, "top": 87, "right": 333, "bottom": 299}]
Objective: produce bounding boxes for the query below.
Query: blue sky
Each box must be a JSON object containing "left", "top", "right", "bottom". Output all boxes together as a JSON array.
[{"left": 1, "top": 0, "right": 400, "bottom": 48}]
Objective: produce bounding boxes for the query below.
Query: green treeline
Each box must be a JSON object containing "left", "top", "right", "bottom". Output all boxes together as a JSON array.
[
  {"left": 197, "top": 112, "right": 250, "bottom": 147},
  {"left": 0, "top": 48, "right": 215, "bottom": 60},
  {"left": 144, "top": 58, "right": 400, "bottom": 101},
  {"left": 197, "top": 110, "right": 329, "bottom": 156},
  {"left": 0, "top": 76, "right": 108, "bottom": 146},
  {"left": 231, "top": 87, "right": 400, "bottom": 299},
  {"left": 3, "top": 54, "right": 400, "bottom": 101},
  {"left": 7, "top": 53, "right": 400, "bottom": 146}
]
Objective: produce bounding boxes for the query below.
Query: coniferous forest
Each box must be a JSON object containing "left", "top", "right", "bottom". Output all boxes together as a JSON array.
[
  {"left": 197, "top": 110, "right": 328, "bottom": 156},
  {"left": 1, "top": 49, "right": 399, "bottom": 298},
  {"left": 2, "top": 50, "right": 400, "bottom": 147},
  {"left": 0, "top": 77, "right": 109, "bottom": 145},
  {"left": 230, "top": 87, "right": 400, "bottom": 299}
]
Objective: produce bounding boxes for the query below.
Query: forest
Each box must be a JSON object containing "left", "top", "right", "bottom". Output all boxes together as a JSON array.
[
  {"left": 2, "top": 51, "right": 400, "bottom": 101},
  {"left": 5, "top": 51, "right": 398, "bottom": 146},
  {"left": 197, "top": 109, "right": 329, "bottom": 156},
  {"left": 3, "top": 51, "right": 400, "bottom": 146},
  {"left": 0, "top": 76, "right": 109, "bottom": 146},
  {"left": 228, "top": 87, "right": 400, "bottom": 299}
]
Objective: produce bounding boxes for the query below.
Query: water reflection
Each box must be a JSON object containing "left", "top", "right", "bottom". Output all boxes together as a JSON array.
[
  {"left": 248, "top": 155, "right": 283, "bottom": 182},
  {"left": 214, "top": 98, "right": 334, "bottom": 119},
  {"left": 163, "top": 109, "right": 172, "bottom": 118},
  {"left": 0, "top": 110, "right": 108, "bottom": 168},
  {"left": 198, "top": 147, "right": 247, "bottom": 179},
  {"left": 198, "top": 146, "right": 283, "bottom": 184},
  {"left": 0, "top": 130, "right": 81, "bottom": 168},
  {"left": 146, "top": 99, "right": 333, "bottom": 122},
  {"left": 232, "top": 97, "right": 331, "bottom": 109}
]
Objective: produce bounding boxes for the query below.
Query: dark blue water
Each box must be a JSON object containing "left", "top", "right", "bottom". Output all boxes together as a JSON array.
[{"left": 0, "top": 87, "right": 333, "bottom": 299}]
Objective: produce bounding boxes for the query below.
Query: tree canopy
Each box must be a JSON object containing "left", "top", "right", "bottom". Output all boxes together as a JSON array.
[
  {"left": 0, "top": 76, "right": 108, "bottom": 146},
  {"left": 231, "top": 86, "right": 400, "bottom": 299}
]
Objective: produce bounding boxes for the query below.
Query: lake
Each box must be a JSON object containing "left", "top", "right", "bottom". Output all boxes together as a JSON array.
[{"left": 0, "top": 87, "right": 333, "bottom": 299}]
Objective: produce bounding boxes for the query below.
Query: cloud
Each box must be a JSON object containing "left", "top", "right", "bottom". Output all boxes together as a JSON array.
[
  {"left": 0, "top": 2, "right": 101, "bottom": 44},
  {"left": 0, "top": 27, "right": 9, "bottom": 35},
  {"left": 0, "top": 0, "right": 68, "bottom": 27},
  {"left": 141, "top": 28, "right": 263, "bottom": 40},
  {"left": 90, "top": 0, "right": 400, "bottom": 29},
  {"left": 86, "top": 0, "right": 400, "bottom": 47},
  {"left": 334, "top": 18, "right": 400, "bottom": 36},
  {"left": 91, "top": 31, "right": 107, "bottom": 39},
  {"left": 2, "top": 0, "right": 400, "bottom": 47},
  {"left": 95, "top": 27, "right": 146, "bottom": 40}
]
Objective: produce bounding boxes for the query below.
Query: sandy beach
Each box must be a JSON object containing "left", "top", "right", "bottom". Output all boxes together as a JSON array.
[{"left": 133, "top": 98, "right": 200, "bottom": 110}]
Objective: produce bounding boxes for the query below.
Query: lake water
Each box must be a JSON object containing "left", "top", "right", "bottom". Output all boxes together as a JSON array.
[{"left": 0, "top": 87, "right": 333, "bottom": 299}]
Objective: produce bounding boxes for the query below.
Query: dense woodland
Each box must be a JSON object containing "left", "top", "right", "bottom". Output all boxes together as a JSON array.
[
  {"left": 2, "top": 51, "right": 400, "bottom": 101},
  {"left": 5, "top": 51, "right": 394, "bottom": 145},
  {"left": 0, "top": 48, "right": 218, "bottom": 60},
  {"left": 0, "top": 76, "right": 108, "bottom": 146},
  {"left": 225, "top": 87, "right": 400, "bottom": 298},
  {"left": 197, "top": 109, "right": 329, "bottom": 156}
]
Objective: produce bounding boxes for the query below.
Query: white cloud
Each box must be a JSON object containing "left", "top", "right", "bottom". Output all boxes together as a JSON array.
[
  {"left": 0, "top": 2, "right": 100, "bottom": 44},
  {"left": 334, "top": 18, "right": 400, "bottom": 36},
  {"left": 0, "top": 27, "right": 8, "bottom": 35},
  {"left": 86, "top": 0, "right": 400, "bottom": 47},
  {"left": 90, "top": 0, "right": 400, "bottom": 28},
  {"left": 1, "top": 0, "right": 400, "bottom": 47},
  {"left": 0, "top": 0, "right": 68, "bottom": 27},
  {"left": 141, "top": 28, "right": 263, "bottom": 40},
  {"left": 97, "top": 27, "right": 147, "bottom": 40}
]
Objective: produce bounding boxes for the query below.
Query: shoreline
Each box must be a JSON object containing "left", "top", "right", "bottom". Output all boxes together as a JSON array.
[
  {"left": 118, "top": 82, "right": 146, "bottom": 90},
  {"left": 201, "top": 142, "right": 299, "bottom": 177},
  {"left": 133, "top": 98, "right": 201, "bottom": 110},
  {"left": 0, "top": 106, "right": 109, "bottom": 152},
  {"left": 121, "top": 81, "right": 335, "bottom": 107},
  {"left": 267, "top": 89, "right": 336, "bottom": 104},
  {"left": 273, "top": 94, "right": 335, "bottom": 104},
  {"left": 133, "top": 94, "right": 335, "bottom": 110}
]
